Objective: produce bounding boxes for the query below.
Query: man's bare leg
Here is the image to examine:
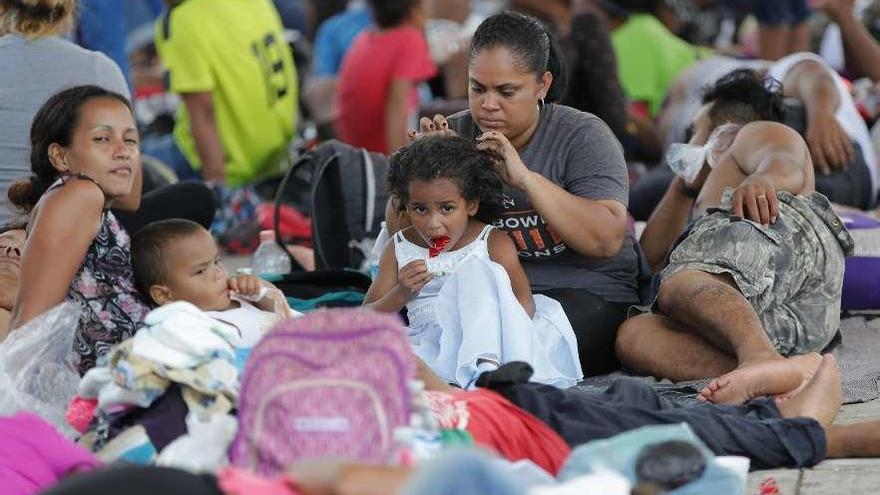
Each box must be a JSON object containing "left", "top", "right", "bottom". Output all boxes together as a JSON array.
[
  {"left": 616, "top": 314, "right": 737, "bottom": 381},
  {"left": 776, "top": 355, "right": 842, "bottom": 428},
  {"left": 658, "top": 269, "right": 821, "bottom": 405},
  {"left": 778, "top": 356, "right": 880, "bottom": 458},
  {"left": 773, "top": 355, "right": 880, "bottom": 459},
  {"left": 827, "top": 422, "right": 880, "bottom": 458},
  {"left": 659, "top": 271, "right": 775, "bottom": 359}
]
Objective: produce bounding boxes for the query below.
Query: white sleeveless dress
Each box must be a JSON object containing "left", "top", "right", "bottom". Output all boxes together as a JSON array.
[{"left": 394, "top": 225, "right": 583, "bottom": 388}]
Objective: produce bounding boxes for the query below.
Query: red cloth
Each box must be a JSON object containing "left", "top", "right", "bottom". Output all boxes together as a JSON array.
[
  {"left": 66, "top": 396, "right": 98, "bottom": 434},
  {"left": 256, "top": 204, "right": 312, "bottom": 243},
  {"left": 335, "top": 26, "right": 437, "bottom": 154},
  {"left": 426, "top": 389, "right": 571, "bottom": 475}
]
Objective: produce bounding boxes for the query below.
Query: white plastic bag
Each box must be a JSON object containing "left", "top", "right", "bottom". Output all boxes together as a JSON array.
[
  {"left": 666, "top": 123, "right": 742, "bottom": 185},
  {"left": 666, "top": 142, "right": 709, "bottom": 185},
  {"left": 0, "top": 302, "right": 81, "bottom": 437}
]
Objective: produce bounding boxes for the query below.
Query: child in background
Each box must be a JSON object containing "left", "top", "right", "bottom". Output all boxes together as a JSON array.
[
  {"left": 363, "top": 135, "right": 582, "bottom": 388},
  {"left": 131, "top": 219, "right": 296, "bottom": 347},
  {"left": 335, "top": 0, "right": 437, "bottom": 154}
]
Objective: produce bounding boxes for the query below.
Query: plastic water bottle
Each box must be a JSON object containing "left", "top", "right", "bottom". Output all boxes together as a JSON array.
[
  {"left": 251, "top": 230, "right": 291, "bottom": 279},
  {"left": 368, "top": 222, "right": 389, "bottom": 280}
]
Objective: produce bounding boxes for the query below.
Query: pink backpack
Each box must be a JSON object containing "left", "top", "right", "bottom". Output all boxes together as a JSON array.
[{"left": 230, "top": 309, "right": 415, "bottom": 475}]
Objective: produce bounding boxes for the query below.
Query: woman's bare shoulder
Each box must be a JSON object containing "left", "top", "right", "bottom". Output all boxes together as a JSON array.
[{"left": 32, "top": 179, "right": 105, "bottom": 234}]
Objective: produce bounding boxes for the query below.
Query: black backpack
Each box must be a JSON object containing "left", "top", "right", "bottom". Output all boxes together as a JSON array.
[
  {"left": 275, "top": 140, "right": 389, "bottom": 271},
  {"left": 266, "top": 141, "right": 388, "bottom": 308}
]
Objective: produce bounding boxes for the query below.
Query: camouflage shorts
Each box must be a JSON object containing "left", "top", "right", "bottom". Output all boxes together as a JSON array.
[{"left": 661, "top": 190, "right": 855, "bottom": 356}]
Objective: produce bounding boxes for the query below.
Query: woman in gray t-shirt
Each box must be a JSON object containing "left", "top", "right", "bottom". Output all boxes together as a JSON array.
[{"left": 426, "top": 12, "right": 642, "bottom": 375}]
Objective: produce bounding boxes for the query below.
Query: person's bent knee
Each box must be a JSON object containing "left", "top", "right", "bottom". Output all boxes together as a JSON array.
[
  {"left": 656, "top": 271, "right": 691, "bottom": 315},
  {"left": 615, "top": 316, "right": 646, "bottom": 368},
  {"left": 656, "top": 269, "right": 736, "bottom": 315}
]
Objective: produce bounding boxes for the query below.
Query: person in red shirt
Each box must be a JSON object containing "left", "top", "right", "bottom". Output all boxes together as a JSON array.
[{"left": 335, "top": 0, "right": 438, "bottom": 154}]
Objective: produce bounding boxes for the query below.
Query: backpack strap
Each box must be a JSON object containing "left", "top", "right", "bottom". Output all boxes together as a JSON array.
[
  {"left": 361, "top": 149, "right": 376, "bottom": 234},
  {"left": 273, "top": 153, "right": 317, "bottom": 271}
]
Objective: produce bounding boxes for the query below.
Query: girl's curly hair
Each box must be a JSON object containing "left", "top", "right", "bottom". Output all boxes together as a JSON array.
[{"left": 387, "top": 134, "right": 505, "bottom": 224}]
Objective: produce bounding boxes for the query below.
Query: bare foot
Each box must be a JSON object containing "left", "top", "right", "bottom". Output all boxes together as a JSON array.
[
  {"left": 777, "top": 354, "right": 842, "bottom": 428},
  {"left": 698, "top": 353, "right": 822, "bottom": 405},
  {"left": 774, "top": 352, "right": 824, "bottom": 403}
]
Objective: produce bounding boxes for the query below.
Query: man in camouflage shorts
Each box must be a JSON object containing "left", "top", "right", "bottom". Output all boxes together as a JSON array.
[
  {"left": 616, "top": 69, "right": 854, "bottom": 405},
  {"left": 665, "top": 188, "right": 853, "bottom": 356}
]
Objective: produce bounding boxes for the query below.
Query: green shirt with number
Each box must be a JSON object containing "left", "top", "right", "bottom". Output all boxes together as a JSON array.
[{"left": 156, "top": 0, "right": 297, "bottom": 186}]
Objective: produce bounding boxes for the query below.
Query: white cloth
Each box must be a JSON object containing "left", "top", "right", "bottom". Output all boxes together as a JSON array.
[
  {"left": 97, "top": 382, "right": 159, "bottom": 409},
  {"left": 132, "top": 302, "right": 237, "bottom": 369},
  {"left": 144, "top": 302, "right": 239, "bottom": 342},
  {"left": 395, "top": 225, "right": 583, "bottom": 388},
  {"left": 79, "top": 365, "right": 158, "bottom": 409},
  {"left": 819, "top": 23, "right": 845, "bottom": 72},
  {"left": 78, "top": 367, "right": 113, "bottom": 398},
  {"left": 205, "top": 298, "right": 278, "bottom": 348}
]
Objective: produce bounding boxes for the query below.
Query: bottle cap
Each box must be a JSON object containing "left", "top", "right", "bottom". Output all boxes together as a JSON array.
[{"left": 259, "top": 230, "right": 276, "bottom": 243}]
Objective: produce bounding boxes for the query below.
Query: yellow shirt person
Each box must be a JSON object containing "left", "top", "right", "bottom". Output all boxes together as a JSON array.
[{"left": 156, "top": 0, "right": 298, "bottom": 186}]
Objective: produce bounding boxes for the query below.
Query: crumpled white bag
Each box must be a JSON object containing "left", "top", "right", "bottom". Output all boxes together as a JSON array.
[
  {"left": 0, "top": 302, "right": 81, "bottom": 438},
  {"left": 666, "top": 123, "right": 742, "bottom": 184}
]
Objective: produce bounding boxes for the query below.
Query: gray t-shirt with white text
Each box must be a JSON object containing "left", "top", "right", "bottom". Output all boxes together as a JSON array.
[{"left": 449, "top": 104, "right": 640, "bottom": 303}]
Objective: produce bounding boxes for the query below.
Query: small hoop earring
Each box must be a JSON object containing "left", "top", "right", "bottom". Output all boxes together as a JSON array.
[{"left": 539, "top": 97, "right": 545, "bottom": 106}]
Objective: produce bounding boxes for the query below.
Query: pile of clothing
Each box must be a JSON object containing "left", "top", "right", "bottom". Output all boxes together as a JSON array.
[{"left": 69, "top": 302, "right": 245, "bottom": 464}]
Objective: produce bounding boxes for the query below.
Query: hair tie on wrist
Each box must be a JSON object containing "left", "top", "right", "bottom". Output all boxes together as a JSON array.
[{"left": 679, "top": 182, "right": 700, "bottom": 199}]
